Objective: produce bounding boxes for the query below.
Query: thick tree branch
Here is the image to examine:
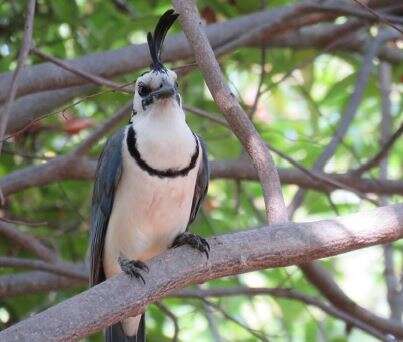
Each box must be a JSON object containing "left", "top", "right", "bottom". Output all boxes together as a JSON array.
[
  {"left": 0, "top": 1, "right": 401, "bottom": 103},
  {"left": 3, "top": 84, "right": 95, "bottom": 135},
  {"left": 1, "top": 27, "right": 401, "bottom": 136},
  {"left": 0, "top": 271, "right": 84, "bottom": 299},
  {"left": 0, "top": 257, "right": 87, "bottom": 280},
  {"left": 1, "top": 204, "right": 402, "bottom": 340},
  {"left": 1, "top": 156, "right": 403, "bottom": 198}
]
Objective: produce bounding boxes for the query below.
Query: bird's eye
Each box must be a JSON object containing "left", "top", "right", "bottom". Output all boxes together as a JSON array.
[{"left": 138, "top": 84, "right": 150, "bottom": 97}]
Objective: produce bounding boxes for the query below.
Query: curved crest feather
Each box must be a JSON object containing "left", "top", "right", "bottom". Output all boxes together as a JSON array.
[{"left": 147, "top": 9, "right": 179, "bottom": 70}]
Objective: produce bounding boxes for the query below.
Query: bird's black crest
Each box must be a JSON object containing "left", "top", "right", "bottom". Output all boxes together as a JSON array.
[{"left": 147, "top": 9, "right": 179, "bottom": 71}]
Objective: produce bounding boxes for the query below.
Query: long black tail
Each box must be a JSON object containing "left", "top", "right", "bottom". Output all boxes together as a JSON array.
[{"left": 105, "top": 315, "right": 145, "bottom": 342}]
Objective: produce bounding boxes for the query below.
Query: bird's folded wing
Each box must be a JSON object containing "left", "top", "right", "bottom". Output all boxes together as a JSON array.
[
  {"left": 188, "top": 134, "right": 210, "bottom": 227},
  {"left": 90, "top": 128, "right": 124, "bottom": 286}
]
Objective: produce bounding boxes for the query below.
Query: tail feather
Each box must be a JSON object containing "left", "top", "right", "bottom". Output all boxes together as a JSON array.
[{"left": 105, "top": 315, "right": 145, "bottom": 342}]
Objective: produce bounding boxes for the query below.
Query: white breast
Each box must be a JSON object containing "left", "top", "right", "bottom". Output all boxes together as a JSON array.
[{"left": 103, "top": 110, "right": 200, "bottom": 278}]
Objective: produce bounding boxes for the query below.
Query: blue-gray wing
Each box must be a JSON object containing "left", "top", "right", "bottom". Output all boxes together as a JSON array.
[
  {"left": 188, "top": 135, "right": 210, "bottom": 227},
  {"left": 90, "top": 128, "right": 125, "bottom": 286}
]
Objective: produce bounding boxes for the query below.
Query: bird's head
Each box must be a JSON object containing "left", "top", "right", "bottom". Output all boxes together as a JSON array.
[{"left": 131, "top": 10, "right": 181, "bottom": 120}]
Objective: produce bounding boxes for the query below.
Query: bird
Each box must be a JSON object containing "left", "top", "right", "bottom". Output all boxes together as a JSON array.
[{"left": 89, "top": 9, "right": 210, "bottom": 342}]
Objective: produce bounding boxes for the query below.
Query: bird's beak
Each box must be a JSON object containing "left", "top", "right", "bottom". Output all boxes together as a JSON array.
[
  {"left": 150, "top": 83, "right": 176, "bottom": 100},
  {"left": 141, "top": 80, "right": 178, "bottom": 110}
]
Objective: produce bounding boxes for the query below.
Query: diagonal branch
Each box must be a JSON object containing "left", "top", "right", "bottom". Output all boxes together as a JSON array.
[
  {"left": 30, "top": 47, "right": 132, "bottom": 93},
  {"left": 352, "top": 120, "right": 403, "bottom": 176},
  {"left": 173, "top": 0, "right": 287, "bottom": 224},
  {"left": 0, "top": 204, "right": 402, "bottom": 340},
  {"left": 287, "top": 28, "right": 395, "bottom": 216},
  {"left": 0, "top": 220, "right": 56, "bottom": 262},
  {"left": 73, "top": 102, "right": 132, "bottom": 155}
]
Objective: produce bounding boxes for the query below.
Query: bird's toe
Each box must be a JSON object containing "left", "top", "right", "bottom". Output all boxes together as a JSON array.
[{"left": 118, "top": 257, "right": 149, "bottom": 283}]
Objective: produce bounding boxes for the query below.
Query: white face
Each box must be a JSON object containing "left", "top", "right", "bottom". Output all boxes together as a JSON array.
[{"left": 131, "top": 68, "right": 181, "bottom": 121}]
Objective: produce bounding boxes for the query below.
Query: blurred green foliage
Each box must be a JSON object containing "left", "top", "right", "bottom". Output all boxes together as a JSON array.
[{"left": 0, "top": 0, "right": 402, "bottom": 341}]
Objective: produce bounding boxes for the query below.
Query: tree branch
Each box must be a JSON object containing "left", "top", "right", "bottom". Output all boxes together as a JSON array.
[
  {"left": 0, "top": 0, "right": 35, "bottom": 156},
  {"left": 287, "top": 29, "right": 395, "bottom": 216},
  {"left": 30, "top": 47, "right": 132, "bottom": 93},
  {"left": 174, "top": 287, "right": 387, "bottom": 340},
  {"left": 2, "top": 84, "right": 95, "bottom": 135},
  {"left": 1, "top": 204, "right": 402, "bottom": 340},
  {"left": 0, "top": 220, "right": 56, "bottom": 262},
  {"left": 352, "top": 120, "right": 403, "bottom": 176},
  {"left": 0, "top": 271, "right": 84, "bottom": 299},
  {"left": 1, "top": 156, "right": 403, "bottom": 198},
  {"left": 0, "top": 257, "right": 87, "bottom": 280},
  {"left": 73, "top": 102, "right": 131, "bottom": 155},
  {"left": 173, "top": 0, "right": 287, "bottom": 224},
  {"left": 0, "top": 1, "right": 401, "bottom": 104}
]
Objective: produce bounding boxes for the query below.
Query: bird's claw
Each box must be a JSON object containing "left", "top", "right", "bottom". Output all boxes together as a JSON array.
[
  {"left": 170, "top": 232, "right": 210, "bottom": 259},
  {"left": 118, "top": 257, "right": 149, "bottom": 284}
]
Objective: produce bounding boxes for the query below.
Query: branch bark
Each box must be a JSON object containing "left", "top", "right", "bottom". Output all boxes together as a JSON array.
[
  {"left": 1, "top": 204, "right": 402, "bottom": 341},
  {"left": 173, "top": 0, "right": 287, "bottom": 224}
]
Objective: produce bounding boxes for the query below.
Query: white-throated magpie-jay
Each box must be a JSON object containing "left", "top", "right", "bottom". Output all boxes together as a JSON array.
[{"left": 90, "top": 9, "right": 210, "bottom": 342}]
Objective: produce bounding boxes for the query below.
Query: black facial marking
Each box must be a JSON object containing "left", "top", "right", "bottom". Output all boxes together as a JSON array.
[
  {"left": 126, "top": 126, "right": 199, "bottom": 178},
  {"left": 138, "top": 83, "right": 151, "bottom": 97}
]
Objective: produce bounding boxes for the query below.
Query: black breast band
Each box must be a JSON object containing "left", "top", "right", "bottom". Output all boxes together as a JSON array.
[{"left": 126, "top": 125, "right": 199, "bottom": 178}]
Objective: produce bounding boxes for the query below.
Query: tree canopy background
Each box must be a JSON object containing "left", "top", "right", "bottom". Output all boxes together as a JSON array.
[{"left": 0, "top": 0, "right": 402, "bottom": 341}]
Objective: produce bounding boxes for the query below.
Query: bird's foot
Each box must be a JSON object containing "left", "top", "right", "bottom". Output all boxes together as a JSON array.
[
  {"left": 170, "top": 232, "right": 210, "bottom": 259},
  {"left": 118, "top": 257, "right": 149, "bottom": 284}
]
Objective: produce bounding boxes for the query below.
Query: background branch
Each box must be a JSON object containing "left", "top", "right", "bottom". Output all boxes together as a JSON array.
[{"left": 0, "top": 0, "right": 36, "bottom": 154}]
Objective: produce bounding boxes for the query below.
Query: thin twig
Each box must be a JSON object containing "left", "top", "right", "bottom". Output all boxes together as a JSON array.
[
  {"left": 352, "top": 121, "right": 403, "bottom": 176},
  {"left": 287, "top": 29, "right": 392, "bottom": 216},
  {"left": 351, "top": 0, "right": 403, "bottom": 34},
  {"left": 74, "top": 102, "right": 132, "bottom": 155},
  {"left": 201, "top": 298, "right": 269, "bottom": 342},
  {"left": 174, "top": 287, "right": 386, "bottom": 340},
  {"left": 30, "top": 47, "right": 132, "bottom": 93},
  {"left": 0, "top": 217, "right": 48, "bottom": 227},
  {"left": 0, "top": 0, "right": 36, "bottom": 155},
  {"left": 2, "top": 84, "right": 133, "bottom": 143}
]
